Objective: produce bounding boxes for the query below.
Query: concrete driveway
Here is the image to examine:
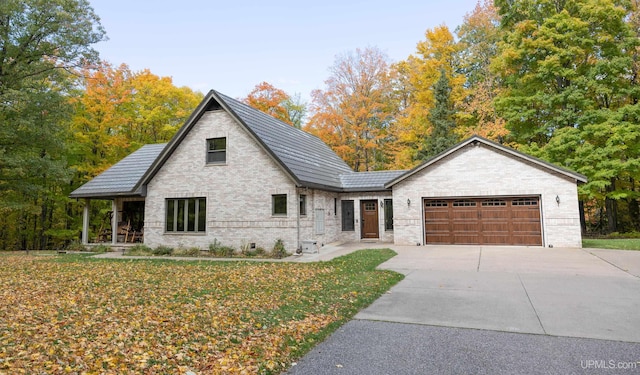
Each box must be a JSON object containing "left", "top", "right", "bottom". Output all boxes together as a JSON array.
[
  {"left": 357, "top": 245, "right": 640, "bottom": 343},
  {"left": 288, "top": 245, "right": 640, "bottom": 374}
]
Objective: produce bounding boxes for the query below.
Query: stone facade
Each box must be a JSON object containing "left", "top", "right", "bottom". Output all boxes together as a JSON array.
[
  {"left": 144, "top": 110, "right": 392, "bottom": 252},
  {"left": 391, "top": 143, "right": 583, "bottom": 248}
]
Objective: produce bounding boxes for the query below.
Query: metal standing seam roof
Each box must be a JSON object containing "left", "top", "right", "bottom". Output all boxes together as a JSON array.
[
  {"left": 340, "top": 170, "right": 407, "bottom": 192},
  {"left": 217, "top": 91, "right": 354, "bottom": 190},
  {"left": 69, "top": 143, "right": 167, "bottom": 198}
]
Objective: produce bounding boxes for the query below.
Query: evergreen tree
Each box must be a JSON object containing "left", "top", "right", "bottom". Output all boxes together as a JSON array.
[{"left": 421, "top": 69, "right": 459, "bottom": 159}]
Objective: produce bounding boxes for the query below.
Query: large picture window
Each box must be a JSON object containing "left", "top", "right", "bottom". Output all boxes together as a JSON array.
[
  {"left": 166, "top": 198, "right": 206, "bottom": 233},
  {"left": 272, "top": 194, "right": 287, "bottom": 215},
  {"left": 207, "top": 137, "right": 226, "bottom": 163}
]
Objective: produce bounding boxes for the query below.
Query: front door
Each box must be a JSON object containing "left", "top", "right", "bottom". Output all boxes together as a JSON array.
[{"left": 361, "top": 200, "right": 379, "bottom": 239}]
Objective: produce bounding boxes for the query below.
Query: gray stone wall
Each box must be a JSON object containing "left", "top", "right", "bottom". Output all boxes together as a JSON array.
[
  {"left": 392, "top": 144, "right": 583, "bottom": 248},
  {"left": 145, "top": 110, "right": 303, "bottom": 252}
]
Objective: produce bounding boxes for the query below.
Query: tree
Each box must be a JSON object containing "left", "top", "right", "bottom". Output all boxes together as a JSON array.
[
  {"left": 422, "top": 70, "right": 459, "bottom": 159},
  {"left": 0, "top": 0, "right": 105, "bottom": 250},
  {"left": 69, "top": 62, "right": 203, "bottom": 184},
  {"left": 494, "top": 0, "right": 640, "bottom": 233},
  {"left": 305, "top": 47, "right": 397, "bottom": 171},
  {"left": 243, "top": 82, "right": 307, "bottom": 128},
  {"left": 456, "top": 0, "right": 508, "bottom": 141},
  {"left": 391, "top": 25, "right": 466, "bottom": 168}
]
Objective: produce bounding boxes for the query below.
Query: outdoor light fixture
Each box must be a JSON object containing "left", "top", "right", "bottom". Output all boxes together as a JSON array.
[
  {"left": 380, "top": 200, "right": 384, "bottom": 208},
  {"left": 555, "top": 195, "right": 560, "bottom": 206},
  {"left": 407, "top": 198, "right": 411, "bottom": 207}
]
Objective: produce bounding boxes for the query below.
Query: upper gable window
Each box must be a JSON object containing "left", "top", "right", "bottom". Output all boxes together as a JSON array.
[{"left": 207, "top": 137, "right": 226, "bottom": 164}]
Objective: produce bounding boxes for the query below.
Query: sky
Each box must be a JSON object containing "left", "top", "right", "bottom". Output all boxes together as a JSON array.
[{"left": 89, "top": 0, "right": 482, "bottom": 101}]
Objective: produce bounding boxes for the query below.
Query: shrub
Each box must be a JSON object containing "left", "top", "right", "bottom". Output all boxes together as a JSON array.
[
  {"left": 125, "top": 244, "right": 153, "bottom": 256},
  {"left": 271, "top": 239, "right": 288, "bottom": 259},
  {"left": 152, "top": 246, "right": 174, "bottom": 256},
  {"left": 92, "top": 244, "right": 111, "bottom": 253},
  {"left": 209, "top": 239, "right": 235, "bottom": 257},
  {"left": 66, "top": 241, "right": 87, "bottom": 252}
]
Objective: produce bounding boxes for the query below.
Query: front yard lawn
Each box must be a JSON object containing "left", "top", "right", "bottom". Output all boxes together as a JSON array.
[
  {"left": 0, "top": 249, "right": 402, "bottom": 374},
  {"left": 582, "top": 238, "right": 640, "bottom": 251}
]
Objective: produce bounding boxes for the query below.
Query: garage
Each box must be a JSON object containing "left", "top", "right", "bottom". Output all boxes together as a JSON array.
[{"left": 424, "top": 197, "right": 542, "bottom": 246}]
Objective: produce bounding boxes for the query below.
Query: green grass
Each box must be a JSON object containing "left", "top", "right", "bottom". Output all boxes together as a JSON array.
[
  {"left": 582, "top": 238, "right": 640, "bottom": 250},
  {"left": 0, "top": 248, "right": 402, "bottom": 374}
]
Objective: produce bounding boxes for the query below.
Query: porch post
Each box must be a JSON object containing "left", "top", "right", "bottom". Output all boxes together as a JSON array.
[
  {"left": 82, "top": 199, "right": 90, "bottom": 245},
  {"left": 111, "top": 199, "right": 118, "bottom": 245}
]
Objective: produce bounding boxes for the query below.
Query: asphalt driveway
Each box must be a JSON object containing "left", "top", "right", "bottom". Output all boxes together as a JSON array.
[{"left": 288, "top": 245, "right": 640, "bottom": 374}]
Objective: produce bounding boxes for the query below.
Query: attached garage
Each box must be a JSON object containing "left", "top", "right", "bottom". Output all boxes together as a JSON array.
[
  {"left": 387, "top": 136, "right": 588, "bottom": 248},
  {"left": 423, "top": 197, "right": 542, "bottom": 245}
]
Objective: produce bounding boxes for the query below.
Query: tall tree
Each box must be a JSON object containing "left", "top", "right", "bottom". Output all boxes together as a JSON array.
[
  {"left": 0, "top": 0, "right": 105, "bottom": 249},
  {"left": 494, "top": 0, "right": 640, "bottom": 233},
  {"left": 423, "top": 70, "right": 459, "bottom": 159},
  {"left": 391, "top": 25, "right": 466, "bottom": 168},
  {"left": 70, "top": 62, "right": 203, "bottom": 183},
  {"left": 305, "top": 47, "right": 397, "bottom": 171},
  {"left": 456, "top": 0, "right": 508, "bottom": 141},
  {"left": 243, "top": 82, "right": 307, "bottom": 128}
]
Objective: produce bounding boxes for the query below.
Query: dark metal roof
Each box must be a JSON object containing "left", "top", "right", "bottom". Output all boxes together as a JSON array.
[
  {"left": 340, "top": 170, "right": 407, "bottom": 192},
  {"left": 386, "top": 135, "right": 588, "bottom": 187},
  {"left": 69, "top": 143, "right": 166, "bottom": 198},
  {"left": 217, "top": 91, "right": 354, "bottom": 190}
]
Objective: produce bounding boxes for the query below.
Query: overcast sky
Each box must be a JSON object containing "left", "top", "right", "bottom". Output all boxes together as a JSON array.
[{"left": 89, "top": 0, "right": 482, "bottom": 101}]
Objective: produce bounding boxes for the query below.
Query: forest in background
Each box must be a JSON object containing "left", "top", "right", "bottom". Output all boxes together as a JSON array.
[{"left": 1, "top": 0, "right": 639, "bottom": 250}]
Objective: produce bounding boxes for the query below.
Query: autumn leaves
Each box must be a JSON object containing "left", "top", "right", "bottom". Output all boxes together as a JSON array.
[{"left": 0, "top": 250, "right": 402, "bottom": 373}]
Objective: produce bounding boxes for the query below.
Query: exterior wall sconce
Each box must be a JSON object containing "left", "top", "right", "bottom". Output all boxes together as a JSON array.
[
  {"left": 407, "top": 198, "right": 411, "bottom": 207},
  {"left": 380, "top": 200, "right": 384, "bottom": 208},
  {"left": 555, "top": 195, "right": 560, "bottom": 206}
]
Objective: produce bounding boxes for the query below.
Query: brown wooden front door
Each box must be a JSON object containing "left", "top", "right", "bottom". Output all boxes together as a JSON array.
[
  {"left": 424, "top": 197, "right": 542, "bottom": 246},
  {"left": 361, "top": 200, "right": 379, "bottom": 239}
]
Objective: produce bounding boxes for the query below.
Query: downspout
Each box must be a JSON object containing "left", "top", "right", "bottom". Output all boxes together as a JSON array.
[{"left": 296, "top": 189, "right": 301, "bottom": 253}]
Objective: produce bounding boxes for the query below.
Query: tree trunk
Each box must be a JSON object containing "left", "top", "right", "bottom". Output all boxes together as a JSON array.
[{"left": 579, "top": 200, "right": 586, "bottom": 234}]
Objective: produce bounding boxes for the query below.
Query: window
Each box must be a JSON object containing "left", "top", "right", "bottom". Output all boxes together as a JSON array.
[
  {"left": 207, "top": 137, "right": 226, "bottom": 163},
  {"left": 315, "top": 209, "right": 325, "bottom": 235},
  {"left": 453, "top": 200, "right": 476, "bottom": 207},
  {"left": 166, "top": 198, "right": 206, "bottom": 233},
  {"left": 512, "top": 198, "right": 538, "bottom": 206},
  {"left": 384, "top": 199, "right": 393, "bottom": 231},
  {"left": 425, "top": 200, "right": 448, "bottom": 207},
  {"left": 272, "top": 194, "right": 287, "bottom": 215},
  {"left": 341, "top": 200, "right": 354, "bottom": 231},
  {"left": 482, "top": 199, "right": 506, "bottom": 207},
  {"left": 299, "top": 195, "right": 307, "bottom": 216},
  {"left": 364, "top": 202, "right": 377, "bottom": 211}
]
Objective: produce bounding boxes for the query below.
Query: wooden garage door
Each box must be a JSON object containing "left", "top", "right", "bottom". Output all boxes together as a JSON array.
[{"left": 424, "top": 197, "right": 542, "bottom": 246}]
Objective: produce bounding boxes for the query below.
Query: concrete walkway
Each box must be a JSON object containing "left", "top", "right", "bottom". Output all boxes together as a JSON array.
[{"left": 288, "top": 245, "right": 640, "bottom": 375}]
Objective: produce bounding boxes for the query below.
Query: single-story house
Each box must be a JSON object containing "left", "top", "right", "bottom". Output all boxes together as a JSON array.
[{"left": 70, "top": 90, "right": 587, "bottom": 250}]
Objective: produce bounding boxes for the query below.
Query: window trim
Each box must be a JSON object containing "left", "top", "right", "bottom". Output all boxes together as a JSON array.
[
  {"left": 165, "top": 197, "right": 206, "bottom": 234},
  {"left": 272, "top": 194, "right": 287, "bottom": 216},
  {"left": 206, "top": 137, "right": 227, "bottom": 164}
]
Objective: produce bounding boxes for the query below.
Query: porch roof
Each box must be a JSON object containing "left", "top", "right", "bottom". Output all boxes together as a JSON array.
[{"left": 69, "top": 143, "right": 166, "bottom": 199}]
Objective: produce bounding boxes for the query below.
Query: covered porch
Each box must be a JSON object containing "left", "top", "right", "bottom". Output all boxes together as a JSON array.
[
  {"left": 80, "top": 197, "right": 145, "bottom": 246},
  {"left": 69, "top": 143, "right": 166, "bottom": 246}
]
